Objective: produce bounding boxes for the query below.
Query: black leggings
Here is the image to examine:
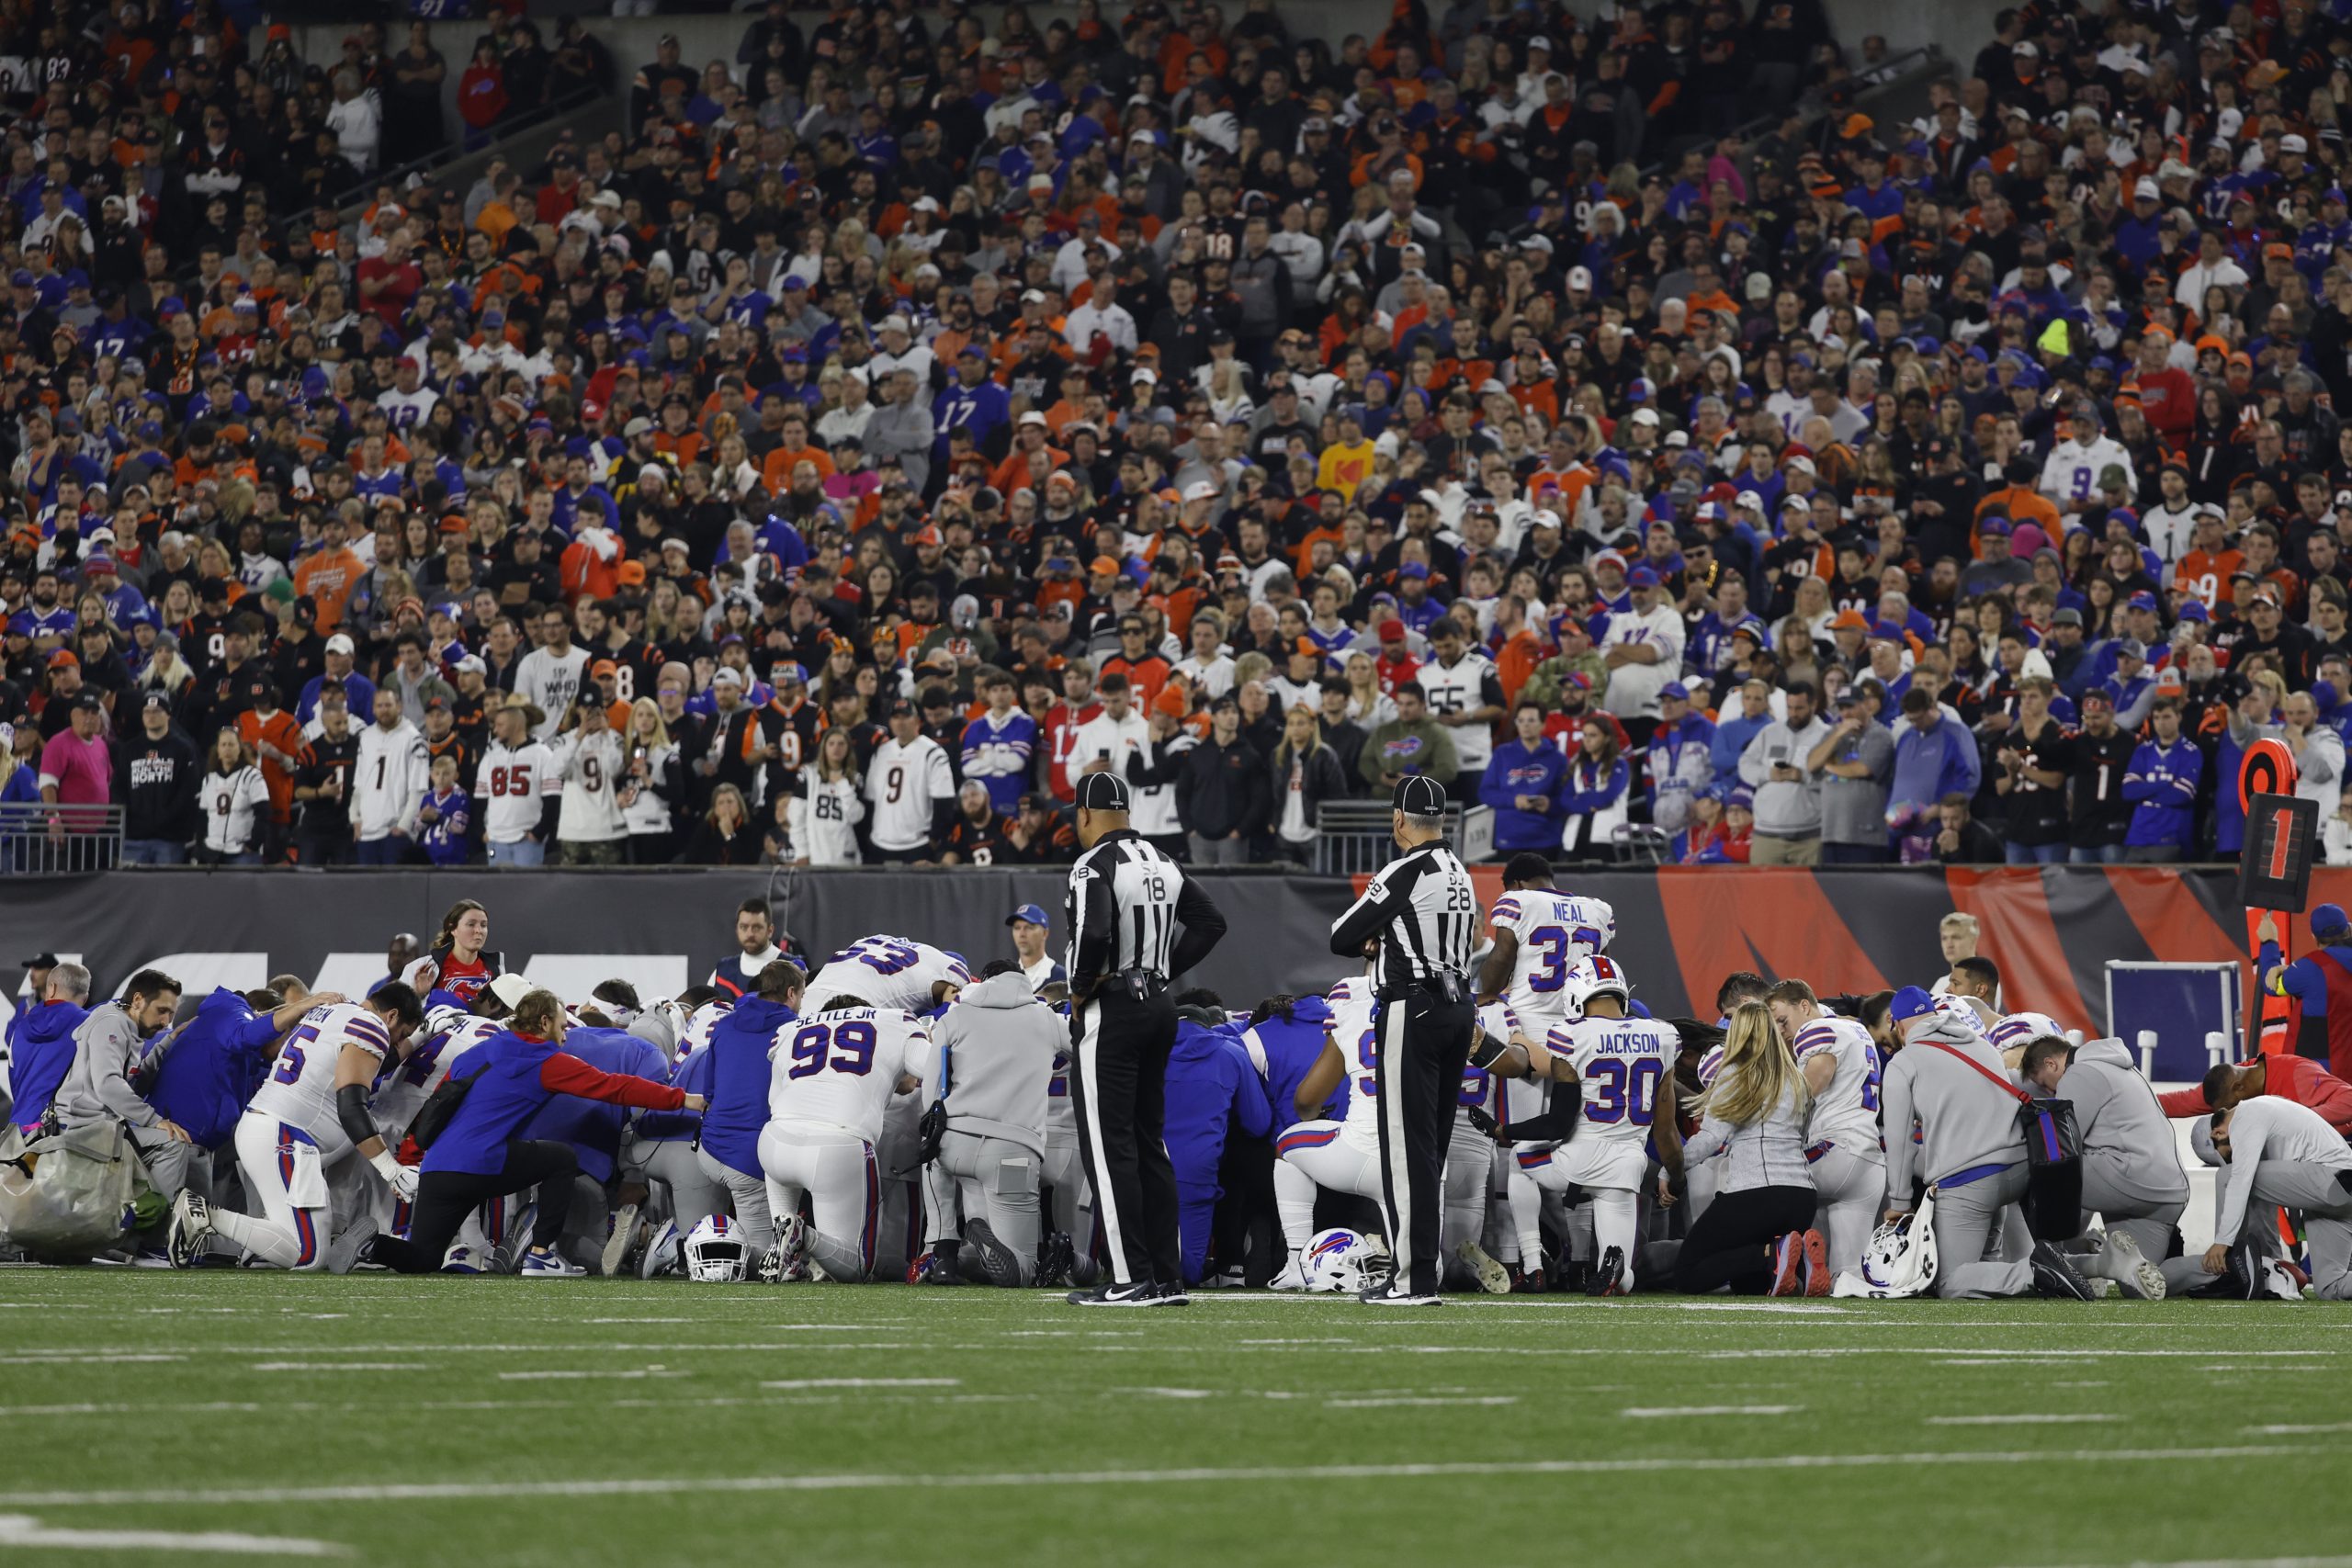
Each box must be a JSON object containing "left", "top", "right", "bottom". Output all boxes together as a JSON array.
[
  {"left": 1673, "top": 1184, "right": 1817, "bottom": 1295},
  {"left": 370, "top": 1140, "right": 579, "bottom": 1274}
]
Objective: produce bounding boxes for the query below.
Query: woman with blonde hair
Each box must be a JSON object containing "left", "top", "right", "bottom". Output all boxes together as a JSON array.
[
  {"left": 1671, "top": 1001, "right": 1825, "bottom": 1297},
  {"left": 197, "top": 729, "right": 271, "bottom": 865},
  {"left": 786, "top": 728, "right": 865, "bottom": 868},
  {"left": 618, "top": 697, "right": 683, "bottom": 863}
]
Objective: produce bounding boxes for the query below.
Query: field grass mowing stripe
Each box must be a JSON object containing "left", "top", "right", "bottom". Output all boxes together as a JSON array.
[{"left": 0, "top": 1446, "right": 2320, "bottom": 1510}]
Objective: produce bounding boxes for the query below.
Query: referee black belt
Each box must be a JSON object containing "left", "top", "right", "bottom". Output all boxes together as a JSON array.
[
  {"left": 1087, "top": 967, "right": 1168, "bottom": 1000},
  {"left": 1379, "top": 976, "right": 1468, "bottom": 1003}
]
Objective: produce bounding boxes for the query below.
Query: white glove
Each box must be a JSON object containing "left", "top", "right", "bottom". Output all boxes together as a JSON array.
[{"left": 372, "top": 1152, "right": 419, "bottom": 1201}]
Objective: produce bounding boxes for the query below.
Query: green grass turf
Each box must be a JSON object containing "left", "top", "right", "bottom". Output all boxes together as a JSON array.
[{"left": 1, "top": 1275, "right": 2348, "bottom": 1567}]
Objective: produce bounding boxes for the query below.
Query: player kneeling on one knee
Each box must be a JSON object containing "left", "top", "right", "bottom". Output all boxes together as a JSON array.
[
  {"left": 756, "top": 995, "right": 928, "bottom": 1283},
  {"left": 912, "top": 962, "right": 1060, "bottom": 1288}
]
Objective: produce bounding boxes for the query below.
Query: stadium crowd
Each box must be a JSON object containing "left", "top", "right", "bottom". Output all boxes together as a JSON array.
[
  {"left": 6, "top": 886, "right": 2348, "bottom": 1301},
  {"left": 5, "top": 0, "right": 2352, "bottom": 867}
]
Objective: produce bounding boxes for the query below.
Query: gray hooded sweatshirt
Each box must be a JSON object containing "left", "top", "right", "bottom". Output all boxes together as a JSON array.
[
  {"left": 922, "top": 971, "right": 1060, "bottom": 1157},
  {"left": 1881, "top": 1016, "right": 2027, "bottom": 1209},
  {"left": 2052, "top": 1037, "right": 2188, "bottom": 1212}
]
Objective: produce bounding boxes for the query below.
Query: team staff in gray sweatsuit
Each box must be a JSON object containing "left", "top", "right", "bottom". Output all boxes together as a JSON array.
[
  {"left": 1879, "top": 987, "right": 2094, "bottom": 1300},
  {"left": 54, "top": 969, "right": 188, "bottom": 1196},
  {"left": 918, "top": 962, "right": 1059, "bottom": 1286},
  {"left": 2208, "top": 1096, "right": 2352, "bottom": 1299},
  {"left": 2021, "top": 1035, "right": 2185, "bottom": 1298}
]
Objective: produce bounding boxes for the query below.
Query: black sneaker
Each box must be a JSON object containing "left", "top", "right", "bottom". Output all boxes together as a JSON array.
[
  {"left": 2030, "top": 1240, "right": 2098, "bottom": 1301},
  {"left": 1557, "top": 1258, "right": 1592, "bottom": 1293},
  {"left": 2220, "top": 1241, "right": 2262, "bottom": 1300},
  {"left": 1586, "top": 1246, "right": 1626, "bottom": 1297},
  {"left": 1035, "top": 1231, "right": 1076, "bottom": 1289},
  {"left": 1357, "top": 1281, "right": 1442, "bottom": 1305},
  {"left": 1153, "top": 1280, "right": 1192, "bottom": 1305},
  {"left": 958, "top": 1220, "right": 1023, "bottom": 1289},
  {"left": 1069, "top": 1279, "right": 1159, "bottom": 1306}
]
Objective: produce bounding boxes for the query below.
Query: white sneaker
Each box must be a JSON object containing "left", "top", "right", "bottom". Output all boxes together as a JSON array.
[
  {"left": 166, "top": 1191, "right": 212, "bottom": 1269},
  {"left": 600, "top": 1203, "right": 641, "bottom": 1279},
  {"left": 1267, "top": 1257, "right": 1309, "bottom": 1292},
  {"left": 520, "top": 1248, "right": 586, "bottom": 1278},
  {"left": 2098, "top": 1231, "right": 2165, "bottom": 1301},
  {"left": 761, "top": 1214, "right": 811, "bottom": 1282},
  {"left": 1455, "top": 1240, "right": 1510, "bottom": 1294}
]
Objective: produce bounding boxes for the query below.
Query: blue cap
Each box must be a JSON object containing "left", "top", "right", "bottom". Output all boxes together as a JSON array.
[
  {"left": 1659, "top": 681, "right": 1690, "bottom": 700},
  {"left": 1007, "top": 903, "right": 1050, "bottom": 929},
  {"left": 2177, "top": 599, "right": 2210, "bottom": 622},
  {"left": 1398, "top": 561, "right": 1430, "bottom": 579},
  {"left": 1724, "top": 785, "right": 1754, "bottom": 809},
  {"left": 1627, "top": 565, "right": 1661, "bottom": 589},
  {"left": 1888, "top": 986, "right": 1939, "bottom": 1024},
  {"left": 2316, "top": 905, "right": 2349, "bottom": 942},
  {"left": 781, "top": 274, "right": 808, "bottom": 291}
]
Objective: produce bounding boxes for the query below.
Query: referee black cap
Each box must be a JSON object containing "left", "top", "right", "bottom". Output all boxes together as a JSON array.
[
  {"left": 1074, "top": 772, "right": 1131, "bottom": 811},
  {"left": 1393, "top": 775, "right": 1446, "bottom": 816}
]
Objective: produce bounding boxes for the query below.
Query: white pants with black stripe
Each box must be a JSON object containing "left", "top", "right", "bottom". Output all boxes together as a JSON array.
[{"left": 759, "top": 1121, "right": 881, "bottom": 1281}]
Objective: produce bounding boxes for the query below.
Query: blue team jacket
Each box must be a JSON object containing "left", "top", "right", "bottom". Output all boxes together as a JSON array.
[
  {"left": 1163, "top": 1013, "right": 1274, "bottom": 1194},
  {"left": 1242, "top": 998, "right": 1335, "bottom": 1136},
  {"left": 151, "top": 988, "right": 284, "bottom": 1149},
  {"left": 699, "top": 998, "right": 797, "bottom": 1179},
  {"left": 8, "top": 999, "right": 89, "bottom": 1132},
  {"left": 424, "top": 1030, "right": 683, "bottom": 1178},
  {"left": 518, "top": 1027, "right": 671, "bottom": 1183}
]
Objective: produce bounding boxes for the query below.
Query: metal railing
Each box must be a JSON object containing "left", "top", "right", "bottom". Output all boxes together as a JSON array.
[
  {"left": 0, "top": 805, "right": 125, "bottom": 875},
  {"left": 1310, "top": 800, "right": 1494, "bottom": 877}
]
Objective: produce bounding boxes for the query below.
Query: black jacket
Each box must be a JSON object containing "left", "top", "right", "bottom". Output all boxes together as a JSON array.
[{"left": 1177, "top": 735, "right": 1270, "bottom": 840}]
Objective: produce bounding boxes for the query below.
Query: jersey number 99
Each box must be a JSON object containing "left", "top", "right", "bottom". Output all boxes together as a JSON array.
[{"left": 786, "top": 1020, "right": 876, "bottom": 1078}]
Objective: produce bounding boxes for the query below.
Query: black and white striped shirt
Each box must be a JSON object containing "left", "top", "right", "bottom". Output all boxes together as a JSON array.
[
  {"left": 1329, "top": 841, "right": 1479, "bottom": 991},
  {"left": 1066, "top": 829, "right": 1227, "bottom": 989}
]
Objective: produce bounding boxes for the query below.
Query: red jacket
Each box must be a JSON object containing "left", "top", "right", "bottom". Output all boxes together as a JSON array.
[{"left": 2159, "top": 1053, "right": 2352, "bottom": 1133}]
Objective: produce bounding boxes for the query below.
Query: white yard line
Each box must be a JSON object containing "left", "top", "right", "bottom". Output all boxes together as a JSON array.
[
  {"left": 1928, "top": 1415, "right": 2120, "bottom": 1427},
  {"left": 494, "top": 1370, "right": 686, "bottom": 1382},
  {"left": 1621, "top": 1404, "right": 1801, "bottom": 1417},
  {"left": 249, "top": 1363, "right": 424, "bottom": 1373},
  {"left": 0, "top": 1446, "right": 2317, "bottom": 1511},
  {"left": 0, "top": 1513, "right": 347, "bottom": 1557},
  {"left": 1326, "top": 1396, "right": 1518, "bottom": 1408},
  {"left": 757, "top": 1378, "right": 960, "bottom": 1390}
]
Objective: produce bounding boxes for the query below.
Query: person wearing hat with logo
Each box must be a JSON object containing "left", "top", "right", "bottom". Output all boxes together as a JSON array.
[
  {"left": 1879, "top": 987, "right": 2098, "bottom": 1300},
  {"left": 1060, "top": 769, "right": 1228, "bottom": 1305},
  {"left": 1005, "top": 904, "right": 1067, "bottom": 991},
  {"left": 864, "top": 696, "right": 957, "bottom": 864}
]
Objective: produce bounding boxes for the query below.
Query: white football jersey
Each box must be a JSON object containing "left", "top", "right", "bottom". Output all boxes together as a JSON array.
[
  {"left": 766, "top": 1005, "right": 929, "bottom": 1143},
  {"left": 1790, "top": 1010, "right": 1884, "bottom": 1161},
  {"left": 475, "top": 740, "right": 560, "bottom": 843},
  {"left": 247, "top": 1003, "right": 396, "bottom": 1154},
  {"left": 863, "top": 735, "right": 956, "bottom": 852},
  {"left": 1487, "top": 890, "right": 1616, "bottom": 1025},
  {"left": 371, "top": 1013, "right": 500, "bottom": 1139},
  {"left": 1986, "top": 1011, "right": 2066, "bottom": 1055},
  {"left": 1544, "top": 1011, "right": 1678, "bottom": 1144},
  {"left": 1415, "top": 653, "right": 1504, "bottom": 770},
  {"left": 802, "top": 936, "right": 970, "bottom": 1016},
  {"left": 1327, "top": 987, "right": 1384, "bottom": 1150}
]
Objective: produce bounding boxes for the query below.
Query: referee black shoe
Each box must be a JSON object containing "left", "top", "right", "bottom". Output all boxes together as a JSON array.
[
  {"left": 1153, "top": 1280, "right": 1191, "bottom": 1305},
  {"left": 2030, "top": 1240, "right": 2098, "bottom": 1302},
  {"left": 1357, "top": 1282, "right": 1442, "bottom": 1306},
  {"left": 1068, "top": 1279, "right": 1159, "bottom": 1307}
]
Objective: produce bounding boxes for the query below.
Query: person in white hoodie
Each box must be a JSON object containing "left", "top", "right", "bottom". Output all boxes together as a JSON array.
[
  {"left": 549, "top": 700, "right": 628, "bottom": 865},
  {"left": 911, "top": 962, "right": 1061, "bottom": 1286},
  {"left": 352, "top": 687, "right": 430, "bottom": 864}
]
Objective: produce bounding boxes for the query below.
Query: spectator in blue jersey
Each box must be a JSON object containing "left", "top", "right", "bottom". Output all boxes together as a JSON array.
[
  {"left": 1886, "top": 685, "right": 1983, "bottom": 848},
  {"left": 694, "top": 957, "right": 804, "bottom": 1253},
  {"left": 1709, "top": 678, "right": 1775, "bottom": 784},
  {"left": 1559, "top": 722, "right": 1632, "bottom": 860},
  {"left": 1162, "top": 991, "right": 1272, "bottom": 1287},
  {"left": 148, "top": 985, "right": 339, "bottom": 1163},
  {"left": 364, "top": 988, "right": 697, "bottom": 1278},
  {"left": 933, "top": 344, "right": 1011, "bottom": 464},
  {"left": 1479, "top": 701, "right": 1569, "bottom": 854},
  {"left": 959, "top": 668, "right": 1038, "bottom": 815},
  {"left": 2122, "top": 698, "right": 2200, "bottom": 863},
  {"left": 6, "top": 958, "right": 88, "bottom": 1134},
  {"left": 1645, "top": 682, "right": 1716, "bottom": 838}
]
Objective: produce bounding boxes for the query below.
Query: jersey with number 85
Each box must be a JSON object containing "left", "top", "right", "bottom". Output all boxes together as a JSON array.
[
  {"left": 765, "top": 1005, "right": 929, "bottom": 1143},
  {"left": 246, "top": 1003, "right": 396, "bottom": 1156},
  {"left": 1489, "top": 891, "right": 1616, "bottom": 1024},
  {"left": 1543, "top": 1012, "right": 1676, "bottom": 1143}
]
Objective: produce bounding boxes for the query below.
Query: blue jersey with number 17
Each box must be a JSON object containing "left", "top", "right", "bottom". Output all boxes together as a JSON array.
[
  {"left": 1488, "top": 891, "right": 1616, "bottom": 1024},
  {"left": 1544, "top": 1012, "right": 1676, "bottom": 1144}
]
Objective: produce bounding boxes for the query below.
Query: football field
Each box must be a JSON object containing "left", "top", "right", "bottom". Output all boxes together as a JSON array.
[{"left": 3, "top": 1274, "right": 2349, "bottom": 1567}]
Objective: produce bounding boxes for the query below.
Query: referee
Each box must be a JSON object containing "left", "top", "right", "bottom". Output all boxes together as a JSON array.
[
  {"left": 1063, "top": 771, "right": 1228, "bottom": 1307},
  {"left": 1329, "top": 776, "right": 1479, "bottom": 1305}
]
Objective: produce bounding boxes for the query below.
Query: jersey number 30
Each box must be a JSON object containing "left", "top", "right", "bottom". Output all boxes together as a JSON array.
[{"left": 1585, "top": 1056, "right": 1662, "bottom": 1126}]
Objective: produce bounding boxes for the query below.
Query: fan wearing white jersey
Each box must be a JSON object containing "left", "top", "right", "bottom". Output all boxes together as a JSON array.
[
  {"left": 758, "top": 1000, "right": 928, "bottom": 1282},
  {"left": 1767, "top": 980, "right": 1886, "bottom": 1275},
  {"left": 1270, "top": 976, "right": 1390, "bottom": 1287},
  {"left": 167, "top": 987, "right": 426, "bottom": 1271},
  {"left": 1500, "top": 955, "right": 1683, "bottom": 1295},
  {"left": 801, "top": 935, "right": 970, "bottom": 1015}
]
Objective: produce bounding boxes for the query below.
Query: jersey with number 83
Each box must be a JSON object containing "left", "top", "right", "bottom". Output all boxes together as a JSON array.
[
  {"left": 1489, "top": 891, "right": 1616, "bottom": 1024},
  {"left": 766, "top": 1006, "right": 929, "bottom": 1143}
]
